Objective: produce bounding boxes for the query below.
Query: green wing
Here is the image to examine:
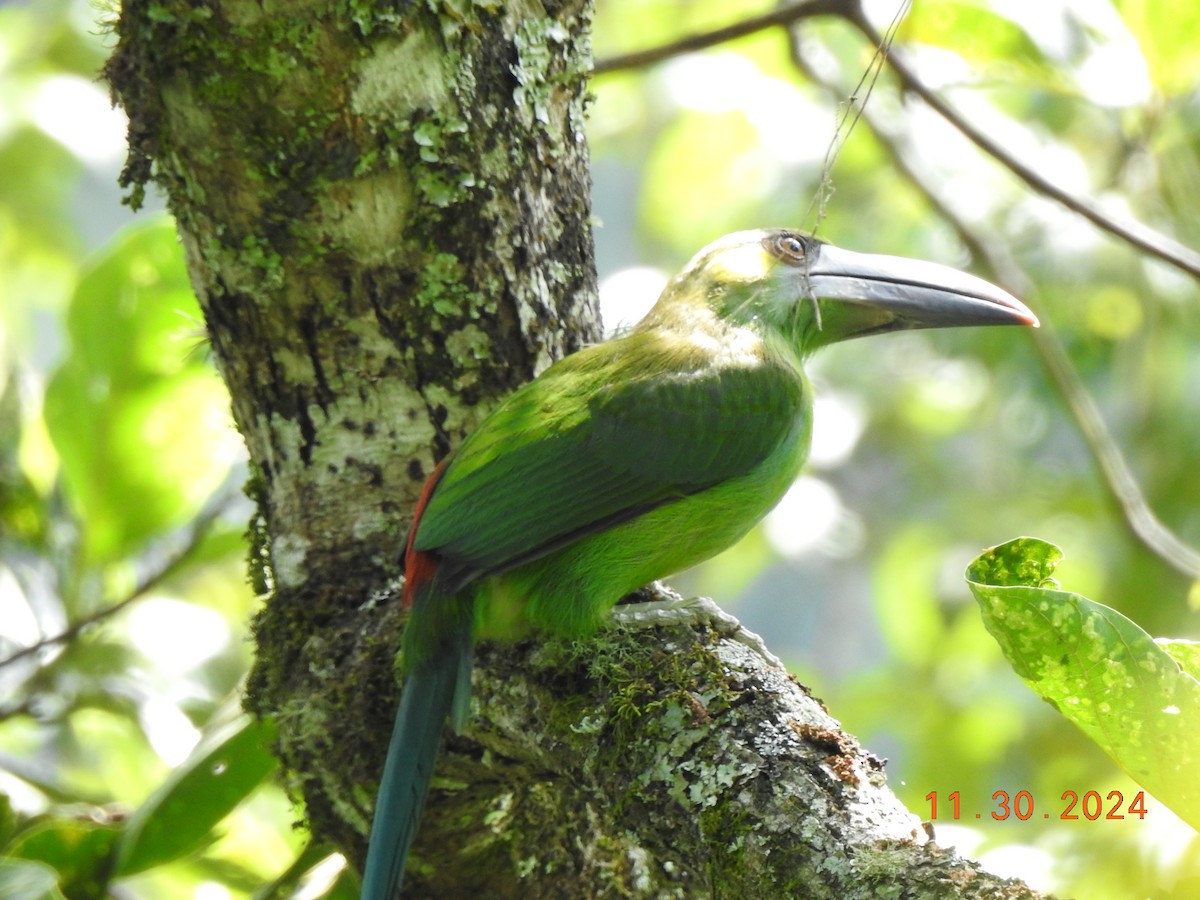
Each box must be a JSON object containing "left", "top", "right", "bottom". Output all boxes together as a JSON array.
[{"left": 414, "top": 330, "right": 806, "bottom": 576}]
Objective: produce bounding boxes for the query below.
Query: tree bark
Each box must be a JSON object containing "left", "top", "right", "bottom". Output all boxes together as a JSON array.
[{"left": 105, "top": 1, "right": 1044, "bottom": 896}]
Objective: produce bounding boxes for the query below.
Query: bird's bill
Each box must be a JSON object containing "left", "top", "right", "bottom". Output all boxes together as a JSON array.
[{"left": 802, "top": 243, "right": 1039, "bottom": 333}]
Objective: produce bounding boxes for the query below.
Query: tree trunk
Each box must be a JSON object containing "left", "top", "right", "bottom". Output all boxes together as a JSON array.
[{"left": 105, "top": 1, "right": 1043, "bottom": 896}]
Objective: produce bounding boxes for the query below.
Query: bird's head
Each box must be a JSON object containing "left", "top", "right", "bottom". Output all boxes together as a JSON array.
[{"left": 660, "top": 228, "right": 1037, "bottom": 353}]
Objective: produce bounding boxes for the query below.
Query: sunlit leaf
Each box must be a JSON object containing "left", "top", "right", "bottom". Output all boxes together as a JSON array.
[
  {"left": 42, "top": 219, "right": 236, "bottom": 562},
  {"left": 1118, "top": 0, "right": 1200, "bottom": 93},
  {"left": 63, "top": 708, "right": 163, "bottom": 803},
  {"left": 0, "top": 373, "right": 47, "bottom": 544},
  {"left": 5, "top": 816, "right": 118, "bottom": 898},
  {"left": 967, "top": 537, "right": 1200, "bottom": 832},
  {"left": 0, "top": 858, "right": 66, "bottom": 900},
  {"left": 640, "top": 109, "right": 769, "bottom": 253},
  {"left": 114, "top": 713, "right": 278, "bottom": 877},
  {"left": 324, "top": 865, "right": 364, "bottom": 900},
  {"left": 0, "top": 128, "right": 81, "bottom": 255},
  {"left": 1160, "top": 640, "right": 1200, "bottom": 680},
  {"left": 905, "top": 1, "right": 1052, "bottom": 73},
  {"left": 591, "top": 0, "right": 773, "bottom": 58},
  {"left": 249, "top": 844, "right": 355, "bottom": 900}
]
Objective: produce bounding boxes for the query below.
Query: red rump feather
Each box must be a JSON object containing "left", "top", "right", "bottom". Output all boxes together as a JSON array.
[{"left": 402, "top": 459, "right": 449, "bottom": 607}]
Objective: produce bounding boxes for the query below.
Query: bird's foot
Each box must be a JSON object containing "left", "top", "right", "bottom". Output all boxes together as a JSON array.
[{"left": 610, "top": 584, "right": 785, "bottom": 670}]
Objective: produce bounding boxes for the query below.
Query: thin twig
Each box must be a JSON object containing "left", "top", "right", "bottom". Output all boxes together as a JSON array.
[
  {"left": 790, "top": 34, "right": 1200, "bottom": 578},
  {"left": 591, "top": 0, "right": 839, "bottom": 76},
  {"left": 593, "top": 0, "right": 1199, "bottom": 572},
  {"left": 840, "top": 2, "right": 1200, "bottom": 283},
  {"left": 802, "top": 0, "right": 910, "bottom": 237},
  {"left": 593, "top": 0, "right": 1200, "bottom": 284},
  {"left": 0, "top": 478, "right": 244, "bottom": 675},
  {"left": 1027, "top": 329, "right": 1200, "bottom": 576}
]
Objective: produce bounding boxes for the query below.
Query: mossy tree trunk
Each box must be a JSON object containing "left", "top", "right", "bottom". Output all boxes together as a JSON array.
[{"left": 105, "top": 1, "right": 1041, "bottom": 896}]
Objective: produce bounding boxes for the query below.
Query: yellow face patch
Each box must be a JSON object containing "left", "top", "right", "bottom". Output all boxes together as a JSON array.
[{"left": 708, "top": 242, "right": 774, "bottom": 284}]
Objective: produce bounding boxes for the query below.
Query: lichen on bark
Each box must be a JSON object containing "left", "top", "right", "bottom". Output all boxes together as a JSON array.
[
  {"left": 104, "top": 1, "right": 1046, "bottom": 895},
  {"left": 105, "top": 0, "right": 599, "bottom": 866}
]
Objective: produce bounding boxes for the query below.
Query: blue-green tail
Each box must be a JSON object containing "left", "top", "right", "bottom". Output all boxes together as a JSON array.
[{"left": 361, "top": 613, "right": 473, "bottom": 899}]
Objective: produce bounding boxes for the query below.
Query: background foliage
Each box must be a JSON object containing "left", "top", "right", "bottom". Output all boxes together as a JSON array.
[{"left": 2, "top": 0, "right": 1198, "bottom": 897}]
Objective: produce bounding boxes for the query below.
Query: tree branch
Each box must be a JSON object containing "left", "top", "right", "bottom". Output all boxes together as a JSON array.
[
  {"left": 0, "top": 477, "right": 241, "bottom": 681},
  {"left": 1025, "top": 329, "right": 1200, "bottom": 576},
  {"left": 840, "top": 1, "right": 1200, "bottom": 283},
  {"left": 594, "top": 0, "right": 1200, "bottom": 284},
  {"left": 787, "top": 32, "right": 1200, "bottom": 578},
  {"left": 591, "top": 0, "right": 838, "bottom": 76},
  {"left": 102, "top": 0, "right": 1052, "bottom": 894},
  {"left": 403, "top": 583, "right": 1047, "bottom": 898}
]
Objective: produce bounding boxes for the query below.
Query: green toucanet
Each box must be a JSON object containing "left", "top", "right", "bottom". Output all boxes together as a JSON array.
[{"left": 360, "top": 228, "right": 1037, "bottom": 897}]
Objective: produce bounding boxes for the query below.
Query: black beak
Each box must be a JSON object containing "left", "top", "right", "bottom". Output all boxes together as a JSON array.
[{"left": 803, "top": 243, "right": 1038, "bottom": 332}]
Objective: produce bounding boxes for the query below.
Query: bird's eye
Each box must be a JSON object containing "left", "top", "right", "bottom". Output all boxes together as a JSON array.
[{"left": 776, "top": 234, "right": 806, "bottom": 259}]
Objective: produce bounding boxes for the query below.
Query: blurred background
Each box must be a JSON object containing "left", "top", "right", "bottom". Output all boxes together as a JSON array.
[{"left": 2, "top": 0, "right": 1198, "bottom": 896}]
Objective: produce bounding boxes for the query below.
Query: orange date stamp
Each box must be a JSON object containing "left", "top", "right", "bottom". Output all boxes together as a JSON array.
[{"left": 925, "top": 789, "right": 1149, "bottom": 822}]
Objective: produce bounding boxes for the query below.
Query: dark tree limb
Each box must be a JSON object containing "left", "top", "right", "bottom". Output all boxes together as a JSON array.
[
  {"left": 105, "top": 0, "right": 598, "bottom": 863},
  {"left": 788, "top": 23, "right": 1200, "bottom": 579},
  {"left": 593, "top": 0, "right": 1200, "bottom": 283}
]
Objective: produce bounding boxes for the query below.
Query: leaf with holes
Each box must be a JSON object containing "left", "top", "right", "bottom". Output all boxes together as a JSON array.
[
  {"left": 967, "top": 537, "right": 1200, "bottom": 832},
  {"left": 113, "top": 712, "right": 278, "bottom": 876}
]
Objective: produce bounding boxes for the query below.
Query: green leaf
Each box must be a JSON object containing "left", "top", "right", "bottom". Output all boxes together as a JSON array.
[
  {"left": 42, "top": 219, "right": 237, "bottom": 562},
  {"left": 1118, "top": 0, "right": 1200, "bottom": 94},
  {"left": 250, "top": 844, "right": 357, "bottom": 900},
  {"left": 966, "top": 537, "right": 1200, "bottom": 832},
  {"left": 113, "top": 712, "right": 278, "bottom": 877},
  {"left": 0, "top": 859, "right": 66, "bottom": 900},
  {"left": 0, "top": 128, "right": 81, "bottom": 255},
  {"left": 640, "top": 110, "right": 767, "bottom": 255},
  {"left": 906, "top": 1, "right": 1055, "bottom": 74},
  {"left": 1159, "top": 640, "right": 1200, "bottom": 680},
  {"left": 5, "top": 816, "right": 119, "bottom": 898}
]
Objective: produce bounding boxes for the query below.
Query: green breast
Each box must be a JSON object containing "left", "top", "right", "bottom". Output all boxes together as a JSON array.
[{"left": 480, "top": 363, "right": 814, "bottom": 639}]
